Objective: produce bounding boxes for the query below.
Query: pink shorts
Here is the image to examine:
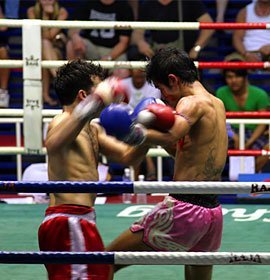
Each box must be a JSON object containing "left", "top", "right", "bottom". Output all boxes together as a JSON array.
[
  {"left": 38, "top": 204, "right": 111, "bottom": 280},
  {"left": 131, "top": 196, "right": 223, "bottom": 252}
]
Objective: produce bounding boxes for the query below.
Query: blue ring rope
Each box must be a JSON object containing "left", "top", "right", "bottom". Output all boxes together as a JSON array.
[
  {"left": 0, "top": 251, "right": 114, "bottom": 264},
  {"left": 0, "top": 181, "right": 134, "bottom": 193}
]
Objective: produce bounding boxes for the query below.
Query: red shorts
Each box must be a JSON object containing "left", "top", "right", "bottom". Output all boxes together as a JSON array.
[{"left": 38, "top": 204, "right": 111, "bottom": 280}]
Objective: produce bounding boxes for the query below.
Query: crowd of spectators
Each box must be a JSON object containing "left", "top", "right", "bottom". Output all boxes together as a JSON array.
[{"left": 1, "top": 0, "right": 270, "bottom": 179}]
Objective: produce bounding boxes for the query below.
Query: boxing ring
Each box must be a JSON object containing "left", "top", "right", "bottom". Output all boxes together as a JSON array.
[{"left": 0, "top": 19, "right": 270, "bottom": 279}]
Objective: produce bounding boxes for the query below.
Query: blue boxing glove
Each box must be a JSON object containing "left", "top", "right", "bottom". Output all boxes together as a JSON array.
[
  {"left": 131, "top": 97, "right": 164, "bottom": 120},
  {"left": 100, "top": 103, "right": 146, "bottom": 145}
]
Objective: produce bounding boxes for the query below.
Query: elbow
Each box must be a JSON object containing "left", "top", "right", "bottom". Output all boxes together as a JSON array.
[
  {"left": 45, "top": 139, "right": 61, "bottom": 154},
  {"left": 119, "top": 152, "right": 147, "bottom": 167},
  {"left": 45, "top": 140, "right": 54, "bottom": 154},
  {"left": 166, "top": 137, "right": 179, "bottom": 147},
  {"left": 119, "top": 155, "right": 138, "bottom": 167}
]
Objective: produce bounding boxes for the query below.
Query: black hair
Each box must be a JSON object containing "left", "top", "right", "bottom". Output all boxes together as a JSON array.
[
  {"left": 223, "top": 68, "right": 248, "bottom": 77},
  {"left": 223, "top": 59, "right": 248, "bottom": 77},
  {"left": 145, "top": 47, "right": 198, "bottom": 86},
  {"left": 54, "top": 59, "right": 107, "bottom": 106},
  {"left": 128, "top": 51, "right": 147, "bottom": 62}
]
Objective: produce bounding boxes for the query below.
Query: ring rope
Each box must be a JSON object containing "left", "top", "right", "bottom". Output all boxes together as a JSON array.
[
  {"left": 1, "top": 109, "right": 270, "bottom": 118},
  {"left": 225, "top": 112, "right": 270, "bottom": 118},
  {"left": 0, "top": 147, "right": 269, "bottom": 156},
  {"left": 0, "top": 181, "right": 268, "bottom": 194},
  {"left": 0, "top": 60, "right": 269, "bottom": 69},
  {"left": 0, "top": 19, "right": 270, "bottom": 30},
  {"left": 0, "top": 251, "right": 267, "bottom": 265},
  {"left": 228, "top": 150, "right": 270, "bottom": 156}
]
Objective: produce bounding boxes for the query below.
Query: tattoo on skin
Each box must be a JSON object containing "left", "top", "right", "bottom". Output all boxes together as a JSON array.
[
  {"left": 88, "top": 126, "right": 99, "bottom": 165},
  {"left": 203, "top": 147, "right": 223, "bottom": 180}
]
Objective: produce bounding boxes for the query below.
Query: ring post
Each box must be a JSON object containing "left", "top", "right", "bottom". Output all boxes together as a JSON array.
[{"left": 22, "top": 19, "right": 43, "bottom": 154}]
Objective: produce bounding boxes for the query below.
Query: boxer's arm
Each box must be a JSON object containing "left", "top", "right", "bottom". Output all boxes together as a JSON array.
[
  {"left": 143, "top": 98, "right": 204, "bottom": 147},
  {"left": 73, "top": 78, "right": 129, "bottom": 121},
  {"left": 92, "top": 122, "right": 150, "bottom": 167},
  {"left": 46, "top": 79, "right": 129, "bottom": 153},
  {"left": 46, "top": 94, "right": 105, "bottom": 154},
  {"left": 45, "top": 112, "right": 88, "bottom": 153}
]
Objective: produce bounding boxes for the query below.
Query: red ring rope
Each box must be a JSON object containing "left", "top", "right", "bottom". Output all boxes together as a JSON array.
[
  {"left": 228, "top": 150, "right": 270, "bottom": 156},
  {"left": 226, "top": 112, "right": 270, "bottom": 118},
  {"left": 198, "top": 62, "right": 269, "bottom": 69},
  {"left": 200, "top": 22, "right": 268, "bottom": 29}
]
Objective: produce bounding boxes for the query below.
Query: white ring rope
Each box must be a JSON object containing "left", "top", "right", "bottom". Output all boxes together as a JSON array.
[
  {"left": 115, "top": 252, "right": 268, "bottom": 265},
  {"left": 0, "top": 147, "right": 165, "bottom": 156},
  {"left": 0, "top": 109, "right": 60, "bottom": 117},
  {"left": 0, "top": 19, "right": 200, "bottom": 30},
  {"left": 133, "top": 181, "right": 269, "bottom": 194},
  {"left": 0, "top": 59, "right": 148, "bottom": 69}
]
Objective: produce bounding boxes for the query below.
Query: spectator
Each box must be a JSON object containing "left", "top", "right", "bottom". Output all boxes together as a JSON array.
[
  {"left": 27, "top": 0, "right": 68, "bottom": 106},
  {"left": 128, "top": 0, "right": 139, "bottom": 20},
  {"left": 0, "top": 3, "right": 10, "bottom": 108},
  {"left": 216, "top": 64, "right": 270, "bottom": 172},
  {"left": 233, "top": 0, "right": 270, "bottom": 62},
  {"left": 123, "top": 53, "right": 161, "bottom": 109},
  {"left": 66, "top": 0, "right": 134, "bottom": 62},
  {"left": 122, "top": 52, "right": 161, "bottom": 180},
  {"left": 131, "top": 0, "right": 214, "bottom": 60},
  {"left": 5, "top": 0, "right": 20, "bottom": 19},
  {"left": 216, "top": 0, "right": 229, "bottom": 22}
]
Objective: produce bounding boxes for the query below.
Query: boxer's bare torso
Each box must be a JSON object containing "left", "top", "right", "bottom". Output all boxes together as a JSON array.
[{"left": 47, "top": 112, "right": 99, "bottom": 207}]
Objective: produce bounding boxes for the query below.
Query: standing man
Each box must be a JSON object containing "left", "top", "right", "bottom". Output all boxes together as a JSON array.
[
  {"left": 103, "top": 48, "right": 228, "bottom": 280},
  {"left": 122, "top": 53, "right": 161, "bottom": 180},
  {"left": 39, "top": 59, "right": 150, "bottom": 280}
]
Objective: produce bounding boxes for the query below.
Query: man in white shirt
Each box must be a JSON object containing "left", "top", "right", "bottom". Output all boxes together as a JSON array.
[
  {"left": 233, "top": 0, "right": 270, "bottom": 61},
  {"left": 122, "top": 53, "right": 161, "bottom": 180}
]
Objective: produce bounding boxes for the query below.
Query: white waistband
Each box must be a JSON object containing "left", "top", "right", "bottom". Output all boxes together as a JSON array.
[{"left": 42, "top": 211, "right": 96, "bottom": 224}]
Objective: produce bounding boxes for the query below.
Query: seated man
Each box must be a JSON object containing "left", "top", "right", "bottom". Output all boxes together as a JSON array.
[
  {"left": 67, "top": 0, "right": 134, "bottom": 62},
  {"left": 216, "top": 65, "right": 270, "bottom": 172},
  {"left": 233, "top": 0, "right": 270, "bottom": 62},
  {"left": 131, "top": 0, "right": 214, "bottom": 60}
]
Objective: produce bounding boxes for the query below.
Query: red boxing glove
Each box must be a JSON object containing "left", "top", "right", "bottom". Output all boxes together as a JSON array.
[
  {"left": 109, "top": 77, "right": 129, "bottom": 104},
  {"left": 94, "top": 77, "right": 129, "bottom": 106},
  {"left": 137, "top": 103, "right": 175, "bottom": 131}
]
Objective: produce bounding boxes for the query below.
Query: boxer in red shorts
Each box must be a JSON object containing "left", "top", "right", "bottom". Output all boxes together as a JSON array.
[
  {"left": 102, "top": 48, "right": 228, "bottom": 280},
  {"left": 40, "top": 59, "right": 151, "bottom": 280}
]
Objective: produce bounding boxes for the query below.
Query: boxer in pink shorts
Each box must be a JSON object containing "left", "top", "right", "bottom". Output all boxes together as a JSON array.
[
  {"left": 39, "top": 204, "right": 110, "bottom": 280},
  {"left": 105, "top": 48, "right": 228, "bottom": 280},
  {"left": 131, "top": 195, "right": 223, "bottom": 252}
]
